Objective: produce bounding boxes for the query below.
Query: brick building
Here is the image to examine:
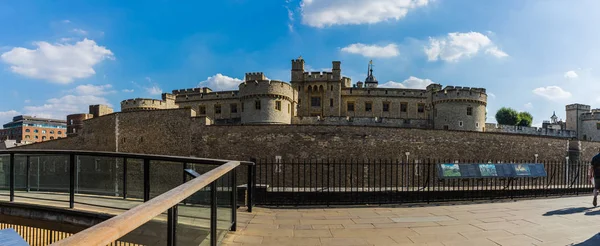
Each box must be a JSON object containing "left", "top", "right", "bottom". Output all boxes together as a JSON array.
[{"left": 0, "top": 115, "right": 67, "bottom": 143}]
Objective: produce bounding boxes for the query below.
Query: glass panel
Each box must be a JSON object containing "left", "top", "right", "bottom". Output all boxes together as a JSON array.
[
  {"left": 177, "top": 185, "right": 212, "bottom": 245},
  {"left": 126, "top": 158, "right": 144, "bottom": 200},
  {"left": 75, "top": 155, "right": 127, "bottom": 214},
  {"left": 217, "top": 171, "right": 232, "bottom": 231},
  {"left": 18, "top": 155, "right": 69, "bottom": 208},
  {"left": 0, "top": 155, "right": 9, "bottom": 201},
  {"left": 150, "top": 161, "right": 183, "bottom": 199}
]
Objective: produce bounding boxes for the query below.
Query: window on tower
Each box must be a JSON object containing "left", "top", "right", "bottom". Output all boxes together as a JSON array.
[
  {"left": 417, "top": 103, "right": 425, "bottom": 113},
  {"left": 365, "top": 102, "right": 372, "bottom": 112},
  {"left": 467, "top": 107, "right": 473, "bottom": 116},
  {"left": 311, "top": 97, "right": 321, "bottom": 107},
  {"left": 400, "top": 103, "right": 408, "bottom": 113},
  {"left": 383, "top": 102, "right": 390, "bottom": 112}
]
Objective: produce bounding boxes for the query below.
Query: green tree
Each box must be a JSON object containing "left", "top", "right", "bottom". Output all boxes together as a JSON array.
[
  {"left": 518, "top": 112, "right": 533, "bottom": 127},
  {"left": 495, "top": 107, "right": 520, "bottom": 125}
]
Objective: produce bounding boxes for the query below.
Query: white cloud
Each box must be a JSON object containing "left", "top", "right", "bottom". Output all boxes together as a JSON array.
[
  {"left": 71, "top": 28, "right": 88, "bottom": 35},
  {"left": 564, "top": 70, "right": 578, "bottom": 79},
  {"left": 285, "top": 0, "right": 295, "bottom": 32},
  {"left": 379, "top": 76, "right": 434, "bottom": 89},
  {"left": 122, "top": 89, "right": 134, "bottom": 93},
  {"left": 341, "top": 43, "right": 400, "bottom": 58},
  {"left": 0, "top": 39, "right": 114, "bottom": 84},
  {"left": 485, "top": 46, "right": 509, "bottom": 58},
  {"left": 62, "top": 20, "right": 71, "bottom": 24},
  {"left": 145, "top": 86, "right": 163, "bottom": 95},
  {"left": 25, "top": 95, "right": 110, "bottom": 120},
  {"left": 488, "top": 93, "right": 496, "bottom": 99},
  {"left": 24, "top": 100, "right": 31, "bottom": 103},
  {"left": 424, "top": 32, "right": 508, "bottom": 62},
  {"left": 0, "top": 110, "right": 20, "bottom": 125},
  {"left": 300, "top": 0, "right": 429, "bottom": 28},
  {"left": 533, "top": 86, "right": 572, "bottom": 100},
  {"left": 524, "top": 102, "right": 533, "bottom": 109},
  {"left": 24, "top": 84, "right": 114, "bottom": 120},
  {"left": 197, "top": 74, "right": 244, "bottom": 91},
  {"left": 72, "top": 84, "right": 115, "bottom": 96}
]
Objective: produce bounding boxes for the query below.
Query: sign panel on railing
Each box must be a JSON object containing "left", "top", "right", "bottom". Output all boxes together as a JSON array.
[{"left": 438, "top": 163, "right": 547, "bottom": 179}]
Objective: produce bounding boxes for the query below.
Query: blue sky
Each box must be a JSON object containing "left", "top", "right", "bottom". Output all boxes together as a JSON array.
[{"left": 1, "top": 0, "right": 600, "bottom": 126}]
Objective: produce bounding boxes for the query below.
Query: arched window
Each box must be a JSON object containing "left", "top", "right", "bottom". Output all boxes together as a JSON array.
[
  {"left": 34, "top": 129, "right": 39, "bottom": 133},
  {"left": 42, "top": 130, "right": 46, "bottom": 134},
  {"left": 25, "top": 135, "right": 30, "bottom": 139},
  {"left": 34, "top": 136, "right": 39, "bottom": 139},
  {"left": 25, "top": 129, "right": 30, "bottom": 133},
  {"left": 50, "top": 136, "right": 54, "bottom": 140},
  {"left": 50, "top": 130, "right": 54, "bottom": 134},
  {"left": 58, "top": 131, "right": 62, "bottom": 135},
  {"left": 42, "top": 136, "right": 47, "bottom": 141}
]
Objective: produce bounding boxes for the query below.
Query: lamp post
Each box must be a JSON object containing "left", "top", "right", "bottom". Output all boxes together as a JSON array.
[
  {"left": 534, "top": 154, "right": 538, "bottom": 163},
  {"left": 565, "top": 156, "right": 570, "bottom": 185},
  {"left": 405, "top": 152, "right": 410, "bottom": 163}
]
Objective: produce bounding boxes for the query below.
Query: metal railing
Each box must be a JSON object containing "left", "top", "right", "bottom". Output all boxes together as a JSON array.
[
  {"left": 0, "top": 150, "right": 255, "bottom": 246},
  {"left": 252, "top": 158, "right": 593, "bottom": 206}
]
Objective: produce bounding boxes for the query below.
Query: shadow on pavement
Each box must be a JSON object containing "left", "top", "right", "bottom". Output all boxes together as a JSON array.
[
  {"left": 543, "top": 207, "right": 591, "bottom": 216},
  {"left": 584, "top": 210, "right": 600, "bottom": 216},
  {"left": 572, "top": 233, "right": 600, "bottom": 246}
]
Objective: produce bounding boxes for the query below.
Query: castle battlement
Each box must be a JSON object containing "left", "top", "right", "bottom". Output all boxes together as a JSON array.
[
  {"left": 172, "top": 87, "right": 213, "bottom": 95},
  {"left": 245, "top": 72, "right": 266, "bottom": 82},
  {"left": 581, "top": 112, "right": 600, "bottom": 121},
  {"left": 239, "top": 80, "right": 294, "bottom": 100},
  {"left": 174, "top": 90, "right": 239, "bottom": 102},
  {"left": 432, "top": 86, "right": 487, "bottom": 105},
  {"left": 341, "top": 87, "right": 428, "bottom": 98},
  {"left": 121, "top": 98, "right": 173, "bottom": 112},
  {"left": 566, "top": 103, "right": 591, "bottom": 111}
]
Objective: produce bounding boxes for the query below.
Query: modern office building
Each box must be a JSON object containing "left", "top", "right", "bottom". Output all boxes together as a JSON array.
[{"left": 0, "top": 115, "right": 67, "bottom": 143}]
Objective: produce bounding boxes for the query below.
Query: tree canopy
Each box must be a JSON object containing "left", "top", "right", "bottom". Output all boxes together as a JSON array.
[
  {"left": 495, "top": 107, "right": 520, "bottom": 125},
  {"left": 518, "top": 112, "right": 533, "bottom": 127},
  {"left": 494, "top": 107, "right": 534, "bottom": 126}
]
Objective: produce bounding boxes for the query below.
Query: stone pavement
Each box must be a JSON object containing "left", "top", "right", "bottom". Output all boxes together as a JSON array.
[{"left": 224, "top": 196, "right": 600, "bottom": 246}]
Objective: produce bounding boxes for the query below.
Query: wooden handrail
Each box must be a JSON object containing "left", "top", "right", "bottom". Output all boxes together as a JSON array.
[{"left": 51, "top": 161, "right": 241, "bottom": 246}]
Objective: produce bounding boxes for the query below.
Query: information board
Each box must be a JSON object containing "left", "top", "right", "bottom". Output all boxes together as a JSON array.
[{"left": 438, "top": 163, "right": 547, "bottom": 179}]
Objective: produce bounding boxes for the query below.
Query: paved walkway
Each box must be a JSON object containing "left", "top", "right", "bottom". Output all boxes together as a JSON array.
[{"left": 225, "top": 196, "right": 600, "bottom": 246}]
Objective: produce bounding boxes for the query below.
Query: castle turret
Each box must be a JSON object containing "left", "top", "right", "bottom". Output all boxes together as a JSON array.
[
  {"left": 364, "top": 60, "right": 378, "bottom": 88},
  {"left": 291, "top": 56, "right": 305, "bottom": 82},
  {"left": 332, "top": 61, "right": 341, "bottom": 80},
  {"left": 566, "top": 103, "right": 591, "bottom": 140},
  {"left": 239, "top": 78, "right": 295, "bottom": 125},
  {"left": 432, "top": 86, "right": 487, "bottom": 132}
]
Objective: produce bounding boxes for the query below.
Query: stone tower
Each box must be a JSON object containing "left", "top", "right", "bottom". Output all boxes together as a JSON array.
[
  {"left": 566, "top": 103, "right": 591, "bottom": 140},
  {"left": 291, "top": 56, "right": 305, "bottom": 82}
]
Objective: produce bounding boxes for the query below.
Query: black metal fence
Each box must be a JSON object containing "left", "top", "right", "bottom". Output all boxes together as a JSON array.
[
  {"left": 0, "top": 150, "right": 255, "bottom": 246},
  {"left": 252, "top": 158, "right": 593, "bottom": 206}
]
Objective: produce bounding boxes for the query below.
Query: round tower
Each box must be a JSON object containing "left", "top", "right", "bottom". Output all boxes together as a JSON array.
[
  {"left": 432, "top": 86, "right": 487, "bottom": 131},
  {"left": 121, "top": 98, "right": 171, "bottom": 112},
  {"left": 239, "top": 74, "right": 295, "bottom": 124}
]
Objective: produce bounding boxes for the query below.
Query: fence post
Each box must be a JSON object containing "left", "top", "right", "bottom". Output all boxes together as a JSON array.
[
  {"left": 69, "top": 154, "right": 75, "bottom": 209},
  {"left": 26, "top": 155, "right": 30, "bottom": 192},
  {"left": 144, "top": 159, "right": 150, "bottom": 202},
  {"left": 167, "top": 205, "right": 178, "bottom": 246},
  {"left": 123, "top": 158, "right": 128, "bottom": 199},
  {"left": 210, "top": 181, "right": 217, "bottom": 246},
  {"left": 247, "top": 158, "right": 256, "bottom": 212},
  {"left": 9, "top": 153, "right": 14, "bottom": 202},
  {"left": 231, "top": 167, "right": 237, "bottom": 231}
]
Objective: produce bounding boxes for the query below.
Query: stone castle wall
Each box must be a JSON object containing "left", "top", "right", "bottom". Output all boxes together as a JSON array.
[
  {"left": 485, "top": 123, "right": 577, "bottom": 138},
  {"left": 18, "top": 109, "right": 600, "bottom": 162}
]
